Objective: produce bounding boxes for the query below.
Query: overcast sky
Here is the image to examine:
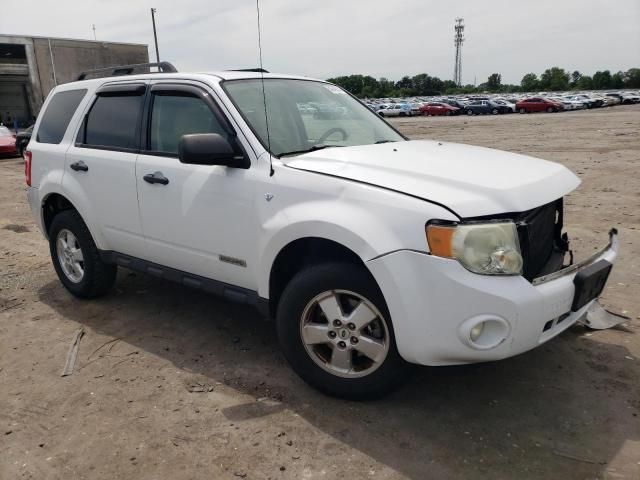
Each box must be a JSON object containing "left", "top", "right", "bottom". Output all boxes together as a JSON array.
[{"left": 3, "top": 0, "right": 639, "bottom": 84}]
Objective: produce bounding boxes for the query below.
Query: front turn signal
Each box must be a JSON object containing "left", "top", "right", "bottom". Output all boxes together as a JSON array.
[{"left": 426, "top": 224, "right": 455, "bottom": 258}]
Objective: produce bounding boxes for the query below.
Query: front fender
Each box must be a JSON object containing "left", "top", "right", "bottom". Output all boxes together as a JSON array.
[
  {"left": 256, "top": 167, "right": 460, "bottom": 298},
  {"left": 257, "top": 213, "right": 375, "bottom": 299}
]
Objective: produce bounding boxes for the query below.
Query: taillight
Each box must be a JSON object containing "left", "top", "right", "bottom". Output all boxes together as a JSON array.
[{"left": 24, "top": 150, "right": 32, "bottom": 186}]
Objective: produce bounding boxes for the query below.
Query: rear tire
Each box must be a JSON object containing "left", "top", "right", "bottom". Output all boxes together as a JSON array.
[
  {"left": 491, "top": 108, "right": 499, "bottom": 115},
  {"left": 519, "top": 107, "right": 526, "bottom": 114},
  {"left": 49, "top": 210, "right": 117, "bottom": 298},
  {"left": 466, "top": 109, "right": 474, "bottom": 116},
  {"left": 276, "top": 262, "right": 409, "bottom": 399}
]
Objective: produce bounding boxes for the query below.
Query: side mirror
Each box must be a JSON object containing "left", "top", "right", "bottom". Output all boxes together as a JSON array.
[{"left": 178, "top": 133, "right": 249, "bottom": 168}]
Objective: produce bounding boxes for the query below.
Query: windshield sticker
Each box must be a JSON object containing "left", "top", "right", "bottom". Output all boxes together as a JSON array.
[{"left": 324, "top": 85, "right": 347, "bottom": 95}]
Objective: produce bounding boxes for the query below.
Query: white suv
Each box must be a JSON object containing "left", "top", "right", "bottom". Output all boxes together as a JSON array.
[{"left": 25, "top": 63, "right": 618, "bottom": 398}]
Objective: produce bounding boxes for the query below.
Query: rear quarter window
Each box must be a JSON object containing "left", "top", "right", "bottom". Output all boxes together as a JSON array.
[{"left": 36, "top": 89, "right": 87, "bottom": 144}]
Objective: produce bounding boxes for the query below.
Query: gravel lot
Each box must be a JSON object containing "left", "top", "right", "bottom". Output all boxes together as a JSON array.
[{"left": 1, "top": 105, "right": 639, "bottom": 479}]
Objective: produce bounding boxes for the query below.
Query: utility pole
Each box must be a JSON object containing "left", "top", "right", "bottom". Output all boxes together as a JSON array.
[
  {"left": 151, "top": 8, "right": 160, "bottom": 63},
  {"left": 92, "top": 24, "right": 96, "bottom": 40},
  {"left": 453, "top": 18, "right": 465, "bottom": 87}
]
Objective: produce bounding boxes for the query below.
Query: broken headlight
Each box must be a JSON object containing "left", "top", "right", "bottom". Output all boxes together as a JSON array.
[{"left": 426, "top": 222, "right": 523, "bottom": 275}]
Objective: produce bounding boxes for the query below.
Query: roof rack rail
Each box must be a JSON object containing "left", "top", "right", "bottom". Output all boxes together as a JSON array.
[
  {"left": 227, "top": 68, "right": 269, "bottom": 73},
  {"left": 76, "top": 61, "right": 178, "bottom": 81}
]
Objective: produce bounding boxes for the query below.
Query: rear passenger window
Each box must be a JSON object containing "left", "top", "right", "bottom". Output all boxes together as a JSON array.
[
  {"left": 149, "top": 94, "right": 226, "bottom": 155},
  {"left": 36, "top": 89, "right": 87, "bottom": 144},
  {"left": 83, "top": 93, "right": 144, "bottom": 150}
]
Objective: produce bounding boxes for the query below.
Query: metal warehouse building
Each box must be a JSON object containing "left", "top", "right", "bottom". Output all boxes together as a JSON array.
[{"left": 0, "top": 34, "right": 149, "bottom": 128}]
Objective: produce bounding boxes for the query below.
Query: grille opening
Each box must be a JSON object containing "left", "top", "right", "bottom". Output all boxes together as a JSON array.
[
  {"left": 517, "top": 199, "right": 564, "bottom": 280},
  {"left": 556, "top": 312, "right": 570, "bottom": 324},
  {"left": 543, "top": 319, "right": 554, "bottom": 332}
]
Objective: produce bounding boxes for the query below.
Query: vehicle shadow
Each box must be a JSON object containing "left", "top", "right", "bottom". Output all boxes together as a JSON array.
[{"left": 38, "top": 270, "right": 639, "bottom": 479}]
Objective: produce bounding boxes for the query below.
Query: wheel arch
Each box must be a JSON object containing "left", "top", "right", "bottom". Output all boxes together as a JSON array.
[
  {"left": 265, "top": 236, "right": 375, "bottom": 318},
  {"left": 42, "top": 192, "right": 76, "bottom": 237},
  {"left": 40, "top": 191, "right": 105, "bottom": 249}
]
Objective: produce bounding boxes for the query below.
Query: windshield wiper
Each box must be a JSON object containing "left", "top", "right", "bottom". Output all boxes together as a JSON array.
[
  {"left": 375, "top": 140, "right": 397, "bottom": 144},
  {"left": 279, "top": 144, "right": 344, "bottom": 157}
]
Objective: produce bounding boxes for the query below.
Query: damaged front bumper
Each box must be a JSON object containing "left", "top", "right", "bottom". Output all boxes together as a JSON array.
[
  {"left": 532, "top": 228, "right": 619, "bottom": 285},
  {"left": 367, "top": 228, "right": 619, "bottom": 366}
]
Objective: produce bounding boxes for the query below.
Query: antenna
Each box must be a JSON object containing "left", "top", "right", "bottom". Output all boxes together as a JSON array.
[
  {"left": 256, "top": 0, "right": 274, "bottom": 176},
  {"left": 453, "top": 18, "right": 465, "bottom": 87}
]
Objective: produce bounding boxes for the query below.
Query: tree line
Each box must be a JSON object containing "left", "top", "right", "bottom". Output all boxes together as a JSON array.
[{"left": 326, "top": 67, "right": 640, "bottom": 98}]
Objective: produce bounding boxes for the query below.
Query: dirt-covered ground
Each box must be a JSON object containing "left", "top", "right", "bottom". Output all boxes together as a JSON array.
[{"left": 1, "top": 105, "right": 639, "bottom": 479}]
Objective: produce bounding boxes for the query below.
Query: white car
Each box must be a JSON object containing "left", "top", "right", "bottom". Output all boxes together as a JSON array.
[
  {"left": 493, "top": 99, "right": 516, "bottom": 113},
  {"left": 25, "top": 63, "right": 619, "bottom": 399},
  {"left": 409, "top": 102, "right": 423, "bottom": 115},
  {"left": 557, "top": 97, "right": 585, "bottom": 110},
  {"left": 562, "top": 95, "right": 591, "bottom": 109},
  {"left": 621, "top": 93, "right": 640, "bottom": 104},
  {"left": 378, "top": 103, "right": 411, "bottom": 117}
]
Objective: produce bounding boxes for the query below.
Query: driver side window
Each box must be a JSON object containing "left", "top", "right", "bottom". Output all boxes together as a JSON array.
[{"left": 149, "top": 93, "right": 226, "bottom": 155}]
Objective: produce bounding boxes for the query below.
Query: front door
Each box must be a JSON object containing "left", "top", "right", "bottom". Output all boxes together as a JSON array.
[{"left": 135, "top": 82, "right": 258, "bottom": 290}]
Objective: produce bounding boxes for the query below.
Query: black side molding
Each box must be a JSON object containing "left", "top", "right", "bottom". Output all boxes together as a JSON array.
[{"left": 99, "top": 251, "right": 269, "bottom": 317}]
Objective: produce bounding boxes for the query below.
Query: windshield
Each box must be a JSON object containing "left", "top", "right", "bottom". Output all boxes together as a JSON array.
[
  {"left": 0, "top": 126, "right": 13, "bottom": 137},
  {"left": 223, "top": 78, "right": 405, "bottom": 157}
]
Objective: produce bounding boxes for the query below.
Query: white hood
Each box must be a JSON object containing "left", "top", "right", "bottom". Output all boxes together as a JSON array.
[{"left": 283, "top": 140, "right": 580, "bottom": 218}]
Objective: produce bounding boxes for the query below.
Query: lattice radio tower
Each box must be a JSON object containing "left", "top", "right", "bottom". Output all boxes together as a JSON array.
[{"left": 453, "top": 18, "right": 465, "bottom": 87}]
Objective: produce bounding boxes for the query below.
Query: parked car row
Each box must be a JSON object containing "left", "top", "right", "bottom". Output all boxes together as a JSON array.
[
  {"left": 0, "top": 124, "right": 33, "bottom": 158},
  {"left": 363, "top": 89, "right": 640, "bottom": 118},
  {"left": 4, "top": 87, "right": 639, "bottom": 161}
]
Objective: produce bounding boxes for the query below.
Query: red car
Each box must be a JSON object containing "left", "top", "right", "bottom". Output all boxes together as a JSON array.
[
  {"left": 515, "top": 97, "right": 564, "bottom": 114},
  {"left": 0, "top": 126, "right": 18, "bottom": 156},
  {"left": 419, "top": 102, "right": 460, "bottom": 116}
]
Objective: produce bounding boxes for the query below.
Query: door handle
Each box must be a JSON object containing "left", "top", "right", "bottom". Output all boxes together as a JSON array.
[
  {"left": 143, "top": 171, "right": 169, "bottom": 185},
  {"left": 70, "top": 161, "right": 88, "bottom": 172}
]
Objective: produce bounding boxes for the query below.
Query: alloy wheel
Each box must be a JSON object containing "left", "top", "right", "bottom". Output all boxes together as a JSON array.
[
  {"left": 299, "top": 289, "right": 390, "bottom": 378},
  {"left": 56, "top": 228, "right": 84, "bottom": 283}
]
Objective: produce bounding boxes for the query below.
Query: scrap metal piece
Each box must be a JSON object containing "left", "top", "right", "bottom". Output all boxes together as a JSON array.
[
  {"left": 578, "top": 302, "right": 629, "bottom": 330},
  {"left": 61, "top": 328, "right": 85, "bottom": 377}
]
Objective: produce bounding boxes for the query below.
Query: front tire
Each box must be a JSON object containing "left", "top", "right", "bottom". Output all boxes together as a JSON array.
[
  {"left": 519, "top": 107, "right": 526, "bottom": 114},
  {"left": 276, "top": 263, "right": 408, "bottom": 399},
  {"left": 49, "top": 210, "right": 117, "bottom": 298},
  {"left": 466, "top": 109, "right": 474, "bottom": 116}
]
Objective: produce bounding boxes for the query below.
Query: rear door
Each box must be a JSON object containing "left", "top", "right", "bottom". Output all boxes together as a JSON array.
[
  {"left": 135, "top": 81, "right": 258, "bottom": 289},
  {"left": 530, "top": 98, "right": 543, "bottom": 112},
  {"left": 64, "top": 82, "right": 147, "bottom": 258}
]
